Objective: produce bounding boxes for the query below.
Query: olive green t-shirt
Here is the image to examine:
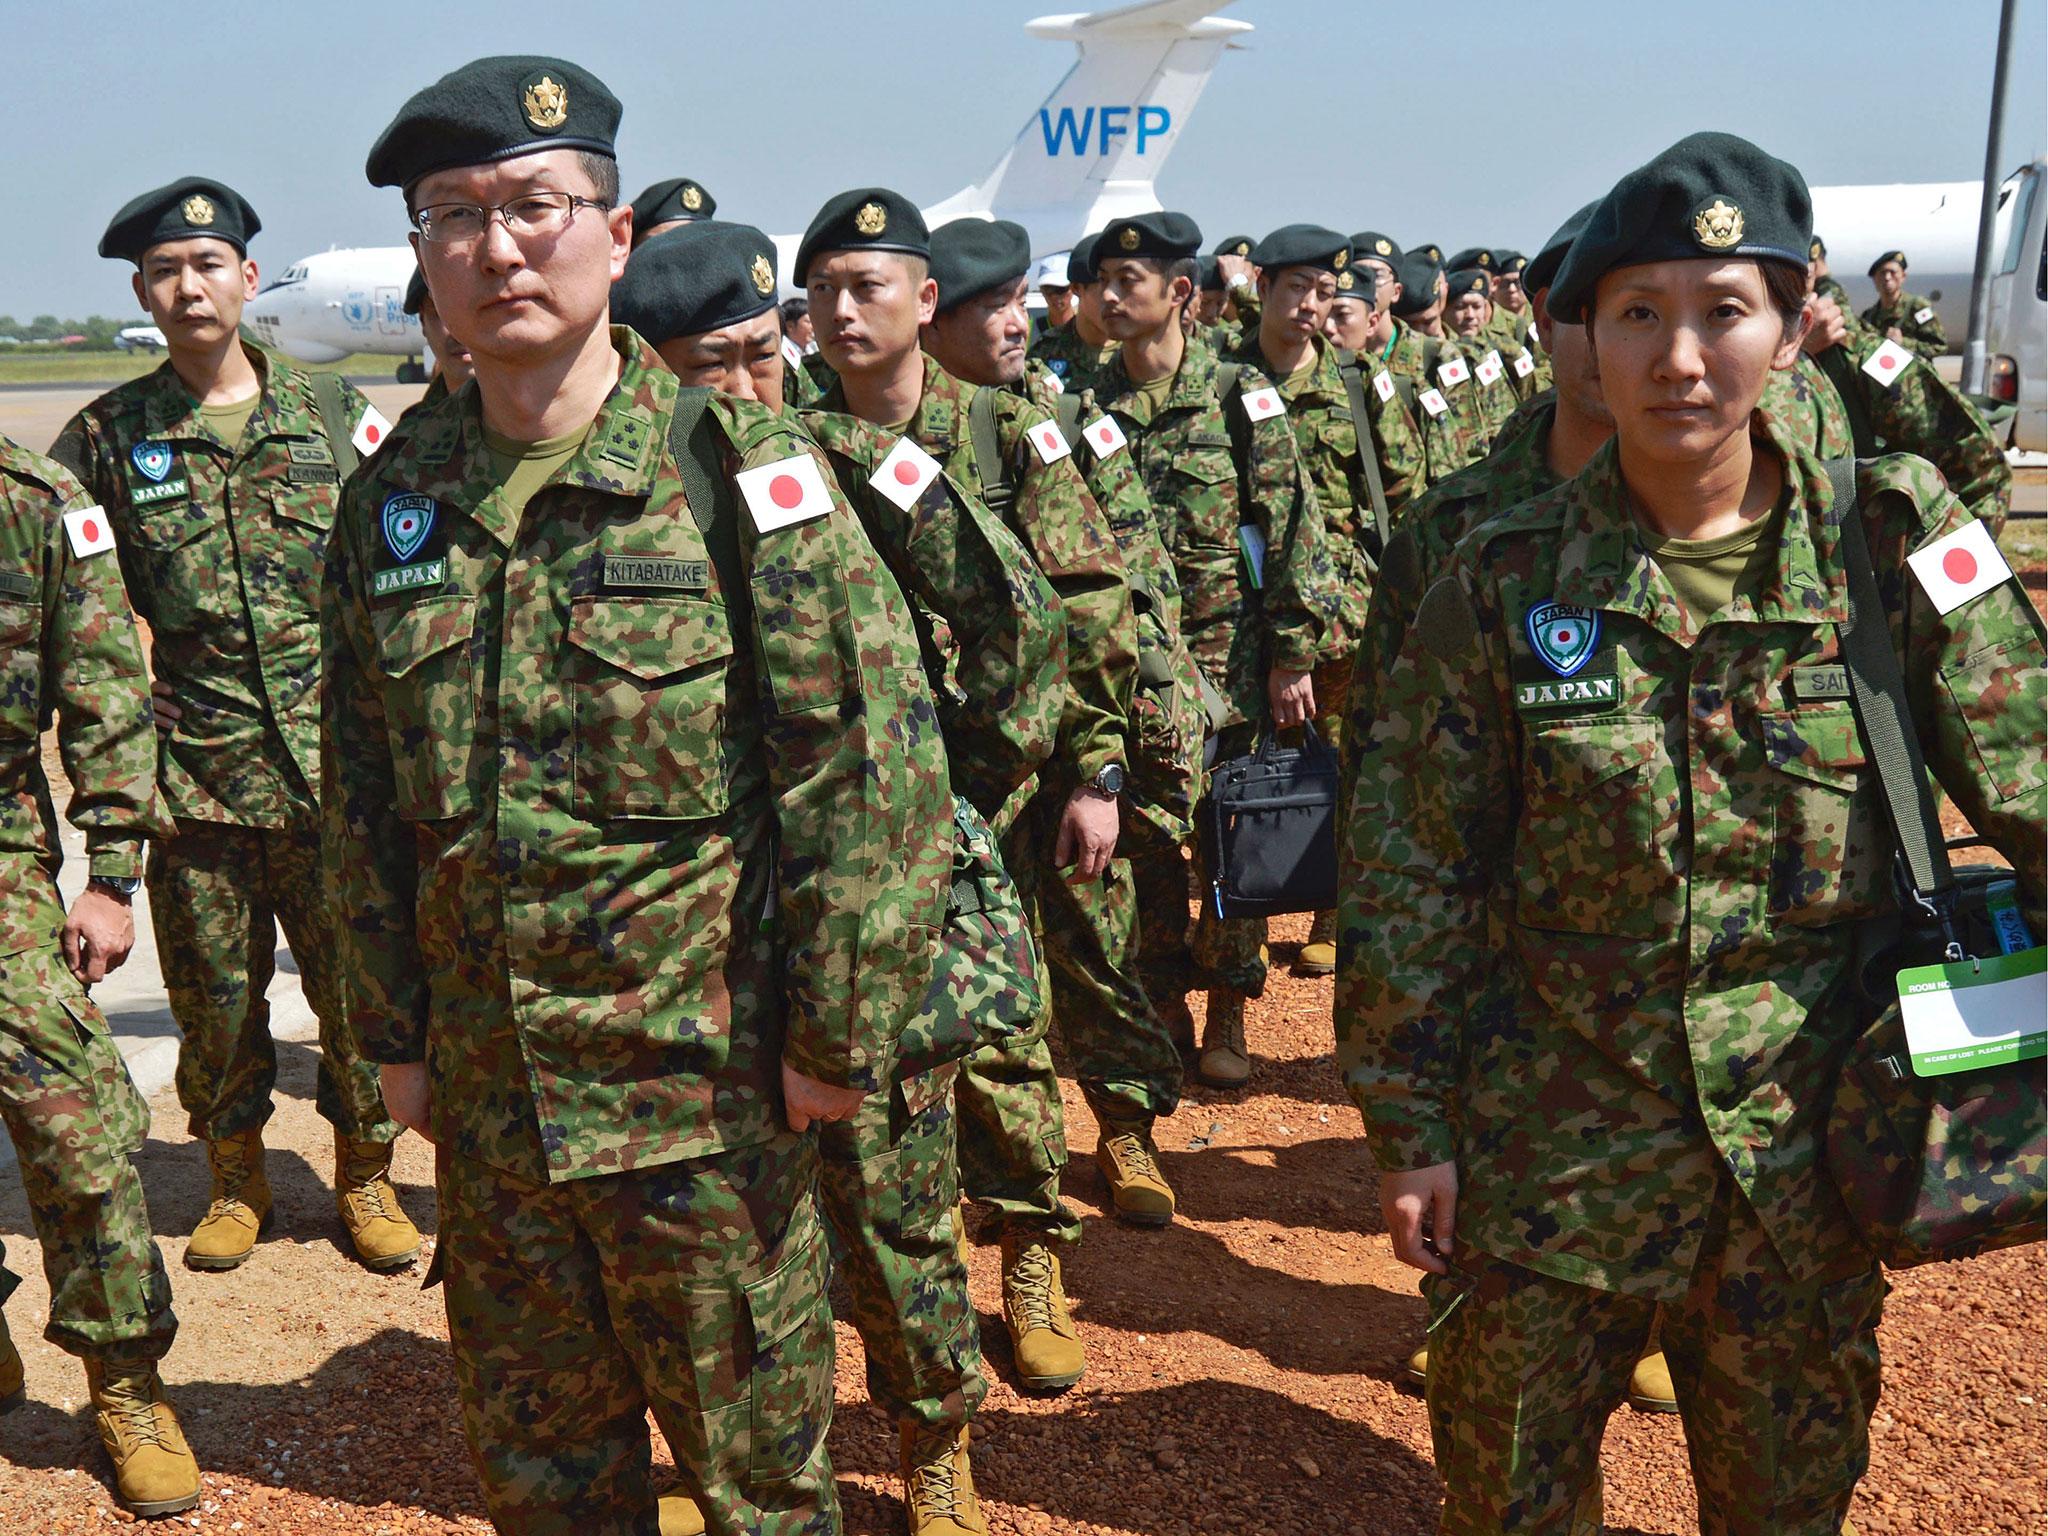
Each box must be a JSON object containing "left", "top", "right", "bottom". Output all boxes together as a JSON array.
[
  {"left": 1127, "top": 369, "right": 1175, "bottom": 420},
  {"left": 1280, "top": 355, "right": 1318, "bottom": 398},
  {"left": 483, "top": 423, "right": 590, "bottom": 522},
  {"left": 198, "top": 394, "right": 260, "bottom": 451},
  {"left": 1641, "top": 505, "right": 1782, "bottom": 625}
]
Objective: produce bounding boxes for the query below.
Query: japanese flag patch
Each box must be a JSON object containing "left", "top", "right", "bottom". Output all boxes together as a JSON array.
[
  {"left": 1513, "top": 351, "right": 1537, "bottom": 379},
  {"left": 1861, "top": 339, "right": 1917, "bottom": 389},
  {"left": 1437, "top": 356, "right": 1470, "bottom": 390},
  {"left": 1042, "top": 369, "right": 1065, "bottom": 394},
  {"left": 780, "top": 336, "right": 805, "bottom": 371},
  {"left": 1475, "top": 351, "right": 1504, "bottom": 387},
  {"left": 736, "top": 452, "right": 835, "bottom": 534},
  {"left": 351, "top": 403, "right": 394, "bottom": 458},
  {"left": 1026, "top": 419, "right": 1072, "bottom": 464},
  {"left": 1241, "top": 386, "right": 1286, "bottom": 422},
  {"left": 1082, "top": 414, "right": 1127, "bottom": 458},
  {"left": 1907, "top": 520, "right": 2012, "bottom": 616},
  {"left": 868, "top": 436, "right": 942, "bottom": 512},
  {"left": 63, "top": 505, "right": 116, "bottom": 559},
  {"left": 1418, "top": 387, "right": 1450, "bottom": 418},
  {"left": 1373, "top": 370, "right": 1396, "bottom": 403},
  {"left": 1913, "top": 306, "right": 1936, "bottom": 324}
]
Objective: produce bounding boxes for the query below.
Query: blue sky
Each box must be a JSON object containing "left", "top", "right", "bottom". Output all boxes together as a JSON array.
[{"left": 7, "top": 0, "right": 2042, "bottom": 317}]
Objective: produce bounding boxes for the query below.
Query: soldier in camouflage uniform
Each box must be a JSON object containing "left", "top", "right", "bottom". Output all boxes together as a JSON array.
[
  {"left": 336, "top": 62, "right": 954, "bottom": 1536},
  {"left": 627, "top": 175, "right": 715, "bottom": 247},
  {"left": 52, "top": 179, "right": 414, "bottom": 1277},
  {"left": 402, "top": 265, "right": 473, "bottom": 401},
  {"left": 616, "top": 216, "right": 1067, "bottom": 1536},
  {"left": 1091, "top": 211, "right": 1335, "bottom": 1119},
  {"left": 1384, "top": 251, "right": 1492, "bottom": 477},
  {"left": 1443, "top": 267, "right": 1530, "bottom": 435},
  {"left": 1339, "top": 132, "right": 2045, "bottom": 1534},
  {"left": 0, "top": 438, "right": 203, "bottom": 1517},
  {"left": 1029, "top": 232, "right": 1118, "bottom": 395},
  {"left": 1861, "top": 248, "right": 1947, "bottom": 359},
  {"left": 1222, "top": 226, "right": 1423, "bottom": 998},
  {"left": 1805, "top": 235, "right": 1856, "bottom": 320}
]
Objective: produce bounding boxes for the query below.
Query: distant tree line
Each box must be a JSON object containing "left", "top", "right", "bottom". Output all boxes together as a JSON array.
[{"left": 0, "top": 315, "right": 135, "bottom": 347}]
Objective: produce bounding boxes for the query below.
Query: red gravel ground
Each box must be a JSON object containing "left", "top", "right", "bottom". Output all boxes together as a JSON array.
[{"left": 0, "top": 908, "right": 2041, "bottom": 1534}]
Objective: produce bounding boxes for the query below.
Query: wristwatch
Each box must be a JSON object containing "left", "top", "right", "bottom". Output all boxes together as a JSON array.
[
  {"left": 89, "top": 875, "right": 141, "bottom": 898},
  {"left": 1087, "top": 763, "right": 1126, "bottom": 797}
]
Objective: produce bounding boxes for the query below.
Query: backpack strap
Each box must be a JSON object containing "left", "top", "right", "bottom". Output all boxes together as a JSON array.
[
  {"left": 966, "top": 384, "right": 1014, "bottom": 515},
  {"left": 1814, "top": 347, "right": 1880, "bottom": 458},
  {"left": 1053, "top": 388, "right": 1085, "bottom": 448},
  {"left": 1336, "top": 356, "right": 1391, "bottom": 550},
  {"left": 663, "top": 387, "right": 748, "bottom": 630},
  {"left": 312, "top": 371, "right": 359, "bottom": 480}
]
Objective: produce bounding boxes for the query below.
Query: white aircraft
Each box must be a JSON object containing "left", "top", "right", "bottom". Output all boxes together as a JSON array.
[
  {"left": 113, "top": 324, "right": 165, "bottom": 352},
  {"left": 248, "top": 0, "right": 1249, "bottom": 377}
]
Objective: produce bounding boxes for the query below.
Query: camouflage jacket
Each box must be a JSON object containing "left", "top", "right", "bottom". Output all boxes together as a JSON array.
[
  {"left": 1222, "top": 332, "right": 1425, "bottom": 657},
  {"left": 1094, "top": 331, "right": 1334, "bottom": 726},
  {"left": 1448, "top": 326, "right": 1529, "bottom": 438},
  {"left": 1860, "top": 292, "right": 1946, "bottom": 360},
  {"left": 785, "top": 351, "right": 836, "bottom": 411},
  {"left": 323, "top": 329, "right": 951, "bottom": 1183},
  {"left": 1382, "top": 322, "right": 1489, "bottom": 480},
  {"left": 821, "top": 354, "right": 1138, "bottom": 793},
  {"left": 51, "top": 342, "right": 373, "bottom": 829},
  {"left": 1337, "top": 423, "right": 2046, "bottom": 1298},
  {"left": 1813, "top": 275, "right": 1856, "bottom": 320},
  {"left": 1758, "top": 355, "right": 1855, "bottom": 459},
  {"left": 0, "top": 440, "right": 168, "bottom": 958},
  {"left": 795, "top": 404, "right": 1066, "bottom": 815},
  {"left": 1029, "top": 320, "right": 1117, "bottom": 397}
]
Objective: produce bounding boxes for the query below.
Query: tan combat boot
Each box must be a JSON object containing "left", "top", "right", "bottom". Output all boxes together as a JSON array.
[
  {"left": 900, "top": 1421, "right": 987, "bottom": 1536},
  {"left": 1294, "top": 911, "right": 1337, "bottom": 977},
  {"left": 657, "top": 1491, "right": 707, "bottom": 1535},
  {"left": 1196, "top": 990, "right": 1251, "bottom": 1089},
  {"left": 335, "top": 1133, "right": 423, "bottom": 1270},
  {"left": 1627, "top": 1349, "right": 1678, "bottom": 1413},
  {"left": 0, "top": 1311, "right": 23, "bottom": 1413},
  {"left": 186, "top": 1128, "right": 270, "bottom": 1271},
  {"left": 85, "top": 1357, "right": 201, "bottom": 1517},
  {"left": 1403, "top": 1343, "right": 1428, "bottom": 1389},
  {"left": 1093, "top": 1123, "right": 1174, "bottom": 1226},
  {"left": 1000, "top": 1238, "right": 1085, "bottom": 1392}
]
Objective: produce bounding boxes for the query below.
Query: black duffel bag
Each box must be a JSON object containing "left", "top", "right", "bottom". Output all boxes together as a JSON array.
[{"left": 1200, "top": 723, "right": 1339, "bottom": 920}]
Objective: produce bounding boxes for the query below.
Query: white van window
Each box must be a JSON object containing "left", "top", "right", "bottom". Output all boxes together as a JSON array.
[{"left": 1998, "top": 169, "right": 2039, "bottom": 276}]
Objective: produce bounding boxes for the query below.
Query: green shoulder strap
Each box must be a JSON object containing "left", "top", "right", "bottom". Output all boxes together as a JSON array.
[
  {"left": 1419, "top": 335, "right": 1442, "bottom": 379},
  {"left": 312, "top": 371, "right": 359, "bottom": 480},
  {"left": 663, "top": 387, "right": 747, "bottom": 622},
  {"left": 1336, "top": 354, "right": 1391, "bottom": 549},
  {"left": 1053, "top": 387, "right": 1085, "bottom": 448},
  {"left": 966, "top": 384, "right": 1014, "bottom": 515},
  {"left": 1815, "top": 346, "right": 1880, "bottom": 458},
  {"left": 1825, "top": 455, "right": 1951, "bottom": 898},
  {"left": 1211, "top": 360, "right": 1261, "bottom": 536}
]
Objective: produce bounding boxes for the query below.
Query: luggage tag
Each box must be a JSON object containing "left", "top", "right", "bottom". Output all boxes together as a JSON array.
[
  {"left": 1237, "top": 523, "right": 1266, "bottom": 590},
  {"left": 1898, "top": 942, "right": 2046, "bottom": 1078}
]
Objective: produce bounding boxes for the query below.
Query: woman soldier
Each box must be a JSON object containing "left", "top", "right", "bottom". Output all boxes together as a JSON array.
[{"left": 1336, "top": 131, "right": 2044, "bottom": 1532}]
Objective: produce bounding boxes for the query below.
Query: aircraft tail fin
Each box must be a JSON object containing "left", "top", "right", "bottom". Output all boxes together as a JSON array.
[{"left": 920, "top": 0, "right": 1248, "bottom": 253}]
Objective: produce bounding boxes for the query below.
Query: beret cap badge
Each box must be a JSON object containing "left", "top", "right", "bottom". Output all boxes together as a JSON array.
[
  {"left": 750, "top": 254, "right": 775, "bottom": 297},
  {"left": 855, "top": 201, "right": 888, "bottom": 236},
  {"left": 1119, "top": 226, "right": 1142, "bottom": 251},
  {"left": 181, "top": 195, "right": 215, "bottom": 227},
  {"left": 522, "top": 74, "right": 569, "bottom": 131},
  {"left": 682, "top": 184, "right": 704, "bottom": 211},
  {"left": 1374, "top": 238, "right": 1392, "bottom": 256},
  {"left": 1333, "top": 249, "right": 1348, "bottom": 270},
  {"left": 1693, "top": 198, "right": 1745, "bottom": 251}
]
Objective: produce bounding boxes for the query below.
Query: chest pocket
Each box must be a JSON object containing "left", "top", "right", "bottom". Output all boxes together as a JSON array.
[
  {"left": 1515, "top": 714, "right": 1677, "bottom": 938},
  {"left": 0, "top": 595, "right": 39, "bottom": 740},
  {"left": 566, "top": 595, "right": 732, "bottom": 822},
  {"left": 372, "top": 595, "right": 477, "bottom": 821},
  {"left": 1760, "top": 703, "right": 1887, "bottom": 928},
  {"left": 128, "top": 499, "right": 221, "bottom": 628},
  {"left": 1164, "top": 444, "right": 1239, "bottom": 550}
]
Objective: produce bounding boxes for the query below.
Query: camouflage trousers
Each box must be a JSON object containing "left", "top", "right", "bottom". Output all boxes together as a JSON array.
[
  {"left": 148, "top": 815, "right": 392, "bottom": 1144},
  {"left": 0, "top": 943, "right": 176, "bottom": 1363},
  {"left": 1005, "top": 789, "right": 1183, "bottom": 1130},
  {"left": 1190, "top": 723, "right": 1269, "bottom": 998},
  {"left": 1422, "top": 1180, "right": 1885, "bottom": 1535},
  {"left": 1303, "top": 649, "right": 1357, "bottom": 950},
  {"left": 955, "top": 998, "right": 1081, "bottom": 1248},
  {"left": 818, "top": 1063, "right": 982, "bottom": 1434},
  {"left": 1126, "top": 807, "right": 1198, "bottom": 1013},
  {"left": 438, "top": 1134, "right": 836, "bottom": 1536}
]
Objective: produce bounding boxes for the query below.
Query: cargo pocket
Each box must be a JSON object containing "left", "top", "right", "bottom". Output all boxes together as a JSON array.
[
  {"left": 743, "top": 1218, "right": 833, "bottom": 1484},
  {"left": 1941, "top": 636, "right": 2047, "bottom": 805},
  {"left": 566, "top": 596, "right": 732, "bottom": 821},
  {"left": 53, "top": 972, "right": 148, "bottom": 1158},
  {"left": 1515, "top": 715, "right": 1672, "bottom": 937},
  {"left": 0, "top": 596, "right": 39, "bottom": 741},
  {"left": 1760, "top": 704, "right": 1885, "bottom": 927},
  {"left": 131, "top": 502, "right": 220, "bottom": 629},
  {"left": 371, "top": 595, "right": 477, "bottom": 821}
]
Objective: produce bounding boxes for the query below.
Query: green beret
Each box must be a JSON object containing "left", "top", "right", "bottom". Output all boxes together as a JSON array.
[
  {"left": 1197, "top": 254, "right": 1224, "bottom": 293},
  {"left": 100, "top": 178, "right": 259, "bottom": 263},
  {"left": 1390, "top": 252, "right": 1443, "bottom": 319},
  {"left": 1068, "top": 232, "right": 1103, "bottom": 284},
  {"left": 1524, "top": 201, "right": 1599, "bottom": 300},
  {"left": 403, "top": 266, "right": 429, "bottom": 318},
  {"left": 1412, "top": 242, "right": 1444, "bottom": 265},
  {"left": 1211, "top": 234, "right": 1254, "bottom": 260},
  {"left": 1447, "top": 247, "right": 1494, "bottom": 273},
  {"left": 795, "top": 187, "right": 927, "bottom": 284},
  {"left": 631, "top": 178, "right": 716, "bottom": 231},
  {"left": 1100, "top": 211, "right": 1202, "bottom": 263},
  {"left": 613, "top": 221, "right": 781, "bottom": 344},
  {"left": 929, "top": 218, "right": 1032, "bottom": 312},
  {"left": 367, "top": 57, "right": 619, "bottom": 190},
  {"left": 1869, "top": 248, "right": 1907, "bottom": 276},
  {"left": 1250, "top": 224, "right": 1351, "bottom": 275},
  {"left": 1491, "top": 249, "right": 1527, "bottom": 275},
  {"left": 1808, "top": 235, "right": 1826, "bottom": 261},
  {"left": 1546, "top": 131, "right": 1811, "bottom": 322},
  {"left": 1350, "top": 231, "right": 1403, "bottom": 267},
  {"left": 1330, "top": 264, "right": 1378, "bottom": 305},
  {"left": 1446, "top": 267, "right": 1492, "bottom": 301}
]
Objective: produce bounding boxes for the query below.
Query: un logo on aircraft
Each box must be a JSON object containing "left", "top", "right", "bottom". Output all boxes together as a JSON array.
[{"left": 343, "top": 294, "right": 372, "bottom": 329}]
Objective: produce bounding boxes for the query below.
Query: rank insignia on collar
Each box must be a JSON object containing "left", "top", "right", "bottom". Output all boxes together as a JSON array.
[
  {"left": 382, "top": 493, "right": 438, "bottom": 563},
  {"left": 131, "top": 442, "right": 174, "bottom": 483},
  {"left": 1527, "top": 601, "right": 1600, "bottom": 677}
]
